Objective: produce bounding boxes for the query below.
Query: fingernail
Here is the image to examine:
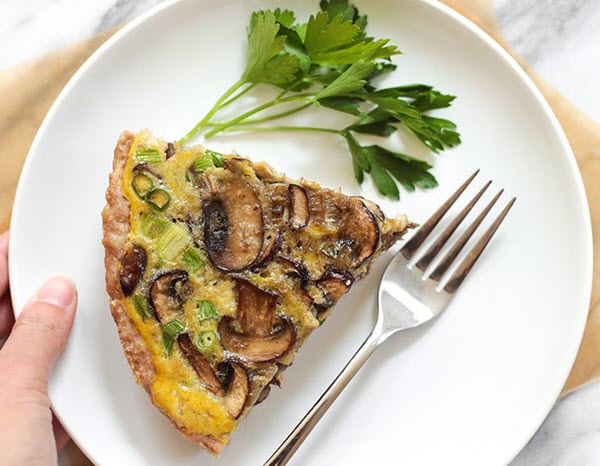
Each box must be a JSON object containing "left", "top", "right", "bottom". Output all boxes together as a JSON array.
[{"left": 35, "top": 275, "right": 76, "bottom": 309}]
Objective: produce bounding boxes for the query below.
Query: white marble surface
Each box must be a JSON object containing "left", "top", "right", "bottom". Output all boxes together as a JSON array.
[{"left": 1, "top": 0, "right": 600, "bottom": 464}]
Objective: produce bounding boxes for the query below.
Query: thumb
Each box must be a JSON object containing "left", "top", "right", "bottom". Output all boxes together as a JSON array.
[{"left": 1, "top": 275, "right": 77, "bottom": 394}]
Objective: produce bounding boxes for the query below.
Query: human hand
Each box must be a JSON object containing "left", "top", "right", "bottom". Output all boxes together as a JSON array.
[{"left": 0, "top": 230, "right": 78, "bottom": 466}]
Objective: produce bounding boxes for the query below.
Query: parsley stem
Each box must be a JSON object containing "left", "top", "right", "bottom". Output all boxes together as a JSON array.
[
  {"left": 241, "top": 103, "right": 312, "bottom": 125},
  {"left": 220, "top": 82, "right": 258, "bottom": 108},
  {"left": 223, "top": 125, "right": 342, "bottom": 135},
  {"left": 204, "top": 94, "right": 314, "bottom": 138},
  {"left": 179, "top": 78, "right": 246, "bottom": 144}
]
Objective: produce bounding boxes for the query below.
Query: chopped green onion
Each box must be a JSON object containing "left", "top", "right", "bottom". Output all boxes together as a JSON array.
[
  {"left": 156, "top": 223, "right": 189, "bottom": 261},
  {"left": 193, "top": 154, "right": 214, "bottom": 173},
  {"left": 206, "top": 149, "right": 224, "bottom": 168},
  {"left": 135, "top": 148, "right": 163, "bottom": 163},
  {"left": 146, "top": 188, "right": 171, "bottom": 211},
  {"left": 132, "top": 174, "right": 154, "bottom": 198},
  {"left": 196, "top": 331, "right": 217, "bottom": 349},
  {"left": 132, "top": 294, "right": 151, "bottom": 320},
  {"left": 162, "top": 319, "right": 186, "bottom": 356},
  {"left": 197, "top": 300, "right": 219, "bottom": 321},
  {"left": 140, "top": 214, "right": 190, "bottom": 261},
  {"left": 182, "top": 247, "right": 204, "bottom": 271},
  {"left": 139, "top": 213, "right": 170, "bottom": 239}
]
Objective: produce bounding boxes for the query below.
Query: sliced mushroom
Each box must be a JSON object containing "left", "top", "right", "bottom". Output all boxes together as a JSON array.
[
  {"left": 255, "top": 362, "right": 289, "bottom": 405},
  {"left": 149, "top": 271, "right": 188, "bottom": 322},
  {"left": 337, "top": 200, "right": 380, "bottom": 268},
  {"left": 221, "top": 362, "right": 249, "bottom": 418},
  {"left": 298, "top": 289, "right": 314, "bottom": 309},
  {"left": 203, "top": 180, "right": 264, "bottom": 272},
  {"left": 119, "top": 245, "right": 147, "bottom": 296},
  {"left": 177, "top": 333, "right": 224, "bottom": 397},
  {"left": 288, "top": 184, "right": 309, "bottom": 230},
  {"left": 252, "top": 161, "right": 282, "bottom": 183},
  {"left": 255, "top": 384, "right": 271, "bottom": 405},
  {"left": 219, "top": 317, "right": 295, "bottom": 363},
  {"left": 272, "top": 363, "right": 288, "bottom": 387},
  {"left": 222, "top": 157, "right": 247, "bottom": 174},
  {"left": 220, "top": 280, "right": 294, "bottom": 362},
  {"left": 276, "top": 257, "right": 309, "bottom": 288},
  {"left": 381, "top": 220, "right": 417, "bottom": 250},
  {"left": 251, "top": 230, "right": 282, "bottom": 270},
  {"left": 315, "top": 304, "right": 333, "bottom": 323},
  {"left": 165, "top": 142, "right": 176, "bottom": 159},
  {"left": 317, "top": 269, "right": 355, "bottom": 307},
  {"left": 306, "top": 188, "right": 345, "bottom": 230},
  {"left": 235, "top": 279, "right": 277, "bottom": 337},
  {"left": 358, "top": 197, "right": 385, "bottom": 222},
  {"left": 264, "top": 183, "right": 289, "bottom": 225}
]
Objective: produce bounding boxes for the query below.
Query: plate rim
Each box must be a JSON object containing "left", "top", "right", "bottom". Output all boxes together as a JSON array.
[{"left": 9, "top": 0, "right": 594, "bottom": 463}]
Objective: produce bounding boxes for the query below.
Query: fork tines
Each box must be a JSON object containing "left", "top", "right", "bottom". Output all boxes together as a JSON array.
[{"left": 401, "top": 170, "right": 515, "bottom": 294}]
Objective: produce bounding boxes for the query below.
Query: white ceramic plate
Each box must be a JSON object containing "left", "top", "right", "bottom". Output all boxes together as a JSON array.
[{"left": 9, "top": 0, "right": 593, "bottom": 464}]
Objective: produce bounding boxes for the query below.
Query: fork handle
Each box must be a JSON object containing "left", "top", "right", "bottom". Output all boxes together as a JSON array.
[{"left": 264, "top": 332, "right": 380, "bottom": 466}]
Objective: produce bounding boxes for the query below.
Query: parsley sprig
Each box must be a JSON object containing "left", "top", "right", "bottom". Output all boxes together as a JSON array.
[{"left": 180, "top": 0, "right": 461, "bottom": 200}]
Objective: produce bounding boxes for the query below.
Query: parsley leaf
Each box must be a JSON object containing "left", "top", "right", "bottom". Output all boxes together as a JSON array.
[
  {"left": 373, "top": 85, "right": 456, "bottom": 111},
  {"left": 244, "top": 10, "right": 299, "bottom": 84},
  {"left": 311, "top": 38, "right": 400, "bottom": 66},
  {"left": 367, "top": 62, "right": 397, "bottom": 80},
  {"left": 319, "top": 96, "right": 364, "bottom": 116},
  {"left": 343, "top": 133, "right": 437, "bottom": 198},
  {"left": 344, "top": 131, "right": 370, "bottom": 184},
  {"left": 314, "top": 59, "right": 375, "bottom": 99},
  {"left": 368, "top": 95, "right": 460, "bottom": 153},
  {"left": 423, "top": 116, "right": 461, "bottom": 148},
  {"left": 367, "top": 151, "right": 400, "bottom": 199},
  {"left": 277, "top": 24, "right": 311, "bottom": 74},
  {"left": 320, "top": 0, "right": 357, "bottom": 21},
  {"left": 320, "top": 0, "right": 367, "bottom": 30},
  {"left": 304, "top": 12, "right": 360, "bottom": 57},
  {"left": 348, "top": 108, "right": 397, "bottom": 136},
  {"left": 273, "top": 8, "right": 295, "bottom": 28},
  {"left": 367, "top": 145, "right": 438, "bottom": 192}
]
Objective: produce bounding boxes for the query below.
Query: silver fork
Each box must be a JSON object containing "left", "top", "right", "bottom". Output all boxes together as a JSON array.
[{"left": 264, "top": 170, "right": 516, "bottom": 466}]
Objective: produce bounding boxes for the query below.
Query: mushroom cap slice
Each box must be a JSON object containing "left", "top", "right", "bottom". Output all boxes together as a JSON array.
[
  {"left": 255, "top": 384, "right": 271, "bottom": 405},
  {"left": 317, "top": 269, "right": 355, "bottom": 307},
  {"left": 288, "top": 184, "right": 309, "bottom": 230},
  {"left": 177, "top": 333, "right": 224, "bottom": 397},
  {"left": 203, "top": 181, "right": 264, "bottom": 272},
  {"left": 222, "top": 362, "right": 249, "bottom": 418},
  {"left": 235, "top": 279, "right": 278, "bottom": 337},
  {"left": 119, "top": 245, "right": 147, "bottom": 296},
  {"left": 337, "top": 200, "right": 380, "bottom": 268},
  {"left": 264, "top": 183, "right": 289, "bottom": 225},
  {"left": 149, "top": 271, "right": 188, "bottom": 322},
  {"left": 251, "top": 229, "right": 282, "bottom": 270},
  {"left": 218, "top": 317, "right": 295, "bottom": 363},
  {"left": 165, "top": 142, "right": 176, "bottom": 159},
  {"left": 276, "top": 257, "right": 309, "bottom": 288},
  {"left": 358, "top": 197, "right": 385, "bottom": 222}
]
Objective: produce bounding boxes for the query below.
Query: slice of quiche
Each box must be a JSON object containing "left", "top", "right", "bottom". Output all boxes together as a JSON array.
[{"left": 102, "top": 130, "right": 409, "bottom": 455}]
